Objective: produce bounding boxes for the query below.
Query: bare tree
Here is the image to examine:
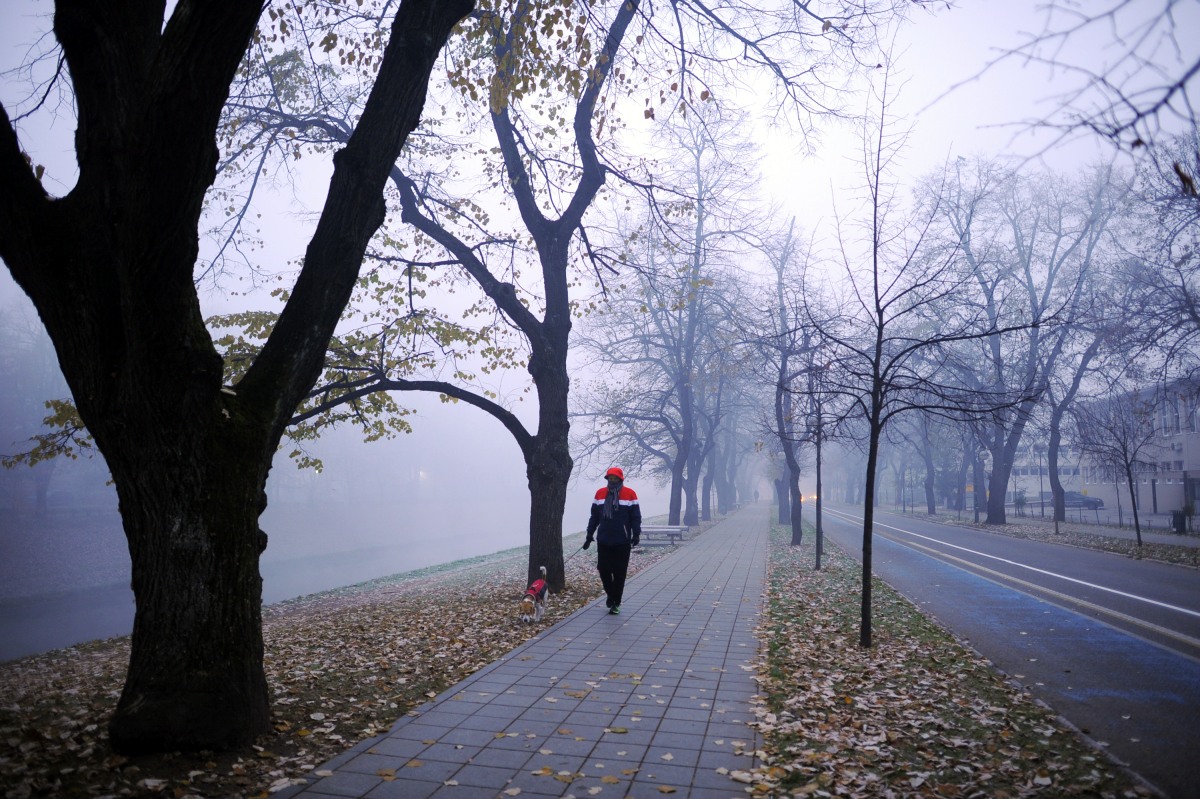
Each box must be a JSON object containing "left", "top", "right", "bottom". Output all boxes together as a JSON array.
[
  {"left": 1072, "top": 384, "right": 1164, "bottom": 544},
  {"left": 939, "top": 160, "right": 1128, "bottom": 524},
  {"left": 1122, "top": 130, "right": 1200, "bottom": 378},
  {"left": 992, "top": 0, "right": 1200, "bottom": 152},
  {"left": 813, "top": 65, "right": 1026, "bottom": 647}
]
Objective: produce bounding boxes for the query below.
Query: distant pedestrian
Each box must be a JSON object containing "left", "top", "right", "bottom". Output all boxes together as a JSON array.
[{"left": 584, "top": 467, "right": 641, "bottom": 615}]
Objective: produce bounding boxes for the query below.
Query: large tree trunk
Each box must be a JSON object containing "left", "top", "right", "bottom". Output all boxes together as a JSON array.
[
  {"left": 919, "top": 425, "right": 937, "bottom": 514},
  {"left": 682, "top": 456, "right": 701, "bottom": 526},
  {"left": 526, "top": 446, "right": 571, "bottom": 591},
  {"left": 0, "top": 0, "right": 473, "bottom": 754},
  {"left": 790, "top": 482, "right": 803, "bottom": 545},
  {"left": 108, "top": 426, "right": 272, "bottom": 752},
  {"left": 525, "top": 334, "right": 572, "bottom": 591},
  {"left": 669, "top": 455, "right": 686, "bottom": 525},
  {"left": 775, "top": 477, "right": 790, "bottom": 523}
]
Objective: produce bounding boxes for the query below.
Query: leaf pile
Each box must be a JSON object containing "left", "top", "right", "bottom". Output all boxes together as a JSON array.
[
  {"left": 0, "top": 531, "right": 673, "bottom": 799},
  {"left": 747, "top": 523, "right": 1155, "bottom": 798}
]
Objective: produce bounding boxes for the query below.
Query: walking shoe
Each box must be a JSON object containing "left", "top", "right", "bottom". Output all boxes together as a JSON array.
[
  {"left": 605, "top": 597, "right": 614, "bottom": 608},
  {"left": 609, "top": 605, "right": 620, "bottom": 615}
]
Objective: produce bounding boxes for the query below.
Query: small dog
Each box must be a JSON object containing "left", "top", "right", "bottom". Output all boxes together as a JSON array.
[{"left": 519, "top": 566, "right": 549, "bottom": 623}]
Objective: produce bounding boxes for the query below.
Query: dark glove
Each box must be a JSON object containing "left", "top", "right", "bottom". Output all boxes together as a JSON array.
[
  {"left": 632, "top": 536, "right": 640, "bottom": 548},
  {"left": 583, "top": 536, "right": 593, "bottom": 550}
]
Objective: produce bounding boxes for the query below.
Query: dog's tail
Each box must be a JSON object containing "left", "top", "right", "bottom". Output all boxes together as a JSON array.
[{"left": 539, "top": 565, "right": 547, "bottom": 578}]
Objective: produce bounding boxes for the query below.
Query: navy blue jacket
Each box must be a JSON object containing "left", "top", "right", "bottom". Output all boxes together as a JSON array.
[{"left": 587, "top": 485, "right": 642, "bottom": 546}]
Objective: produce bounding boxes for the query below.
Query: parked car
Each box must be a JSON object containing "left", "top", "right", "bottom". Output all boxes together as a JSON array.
[{"left": 1062, "top": 491, "right": 1103, "bottom": 510}]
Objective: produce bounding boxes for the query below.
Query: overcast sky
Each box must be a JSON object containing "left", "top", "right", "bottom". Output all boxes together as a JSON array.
[{"left": 760, "top": 0, "right": 1195, "bottom": 234}]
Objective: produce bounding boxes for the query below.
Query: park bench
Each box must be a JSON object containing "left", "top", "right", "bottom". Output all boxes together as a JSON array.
[{"left": 638, "top": 524, "right": 689, "bottom": 547}]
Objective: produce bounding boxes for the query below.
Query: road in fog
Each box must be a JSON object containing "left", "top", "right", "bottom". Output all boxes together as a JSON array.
[{"left": 822, "top": 507, "right": 1200, "bottom": 799}]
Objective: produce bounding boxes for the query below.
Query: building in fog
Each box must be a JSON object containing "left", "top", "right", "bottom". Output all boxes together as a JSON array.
[{"left": 1077, "top": 380, "right": 1200, "bottom": 525}]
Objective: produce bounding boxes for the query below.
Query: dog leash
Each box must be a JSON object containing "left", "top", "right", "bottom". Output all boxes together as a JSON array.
[{"left": 563, "top": 544, "right": 588, "bottom": 566}]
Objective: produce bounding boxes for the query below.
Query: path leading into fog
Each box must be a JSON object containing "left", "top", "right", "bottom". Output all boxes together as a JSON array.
[{"left": 278, "top": 504, "right": 769, "bottom": 799}]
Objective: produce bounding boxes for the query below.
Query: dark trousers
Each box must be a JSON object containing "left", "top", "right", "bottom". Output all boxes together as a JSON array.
[{"left": 596, "top": 543, "right": 632, "bottom": 607}]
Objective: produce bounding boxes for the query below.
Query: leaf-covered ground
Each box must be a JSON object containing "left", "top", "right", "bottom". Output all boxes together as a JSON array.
[
  {"left": 2, "top": 514, "right": 1184, "bottom": 798},
  {"left": 0, "top": 531, "right": 675, "bottom": 799},
  {"left": 746, "top": 522, "right": 1158, "bottom": 798}
]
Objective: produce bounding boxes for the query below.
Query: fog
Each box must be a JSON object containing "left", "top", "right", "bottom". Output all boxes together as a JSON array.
[
  {"left": 3, "top": 0, "right": 1195, "bottom": 663},
  {"left": 0, "top": 289, "right": 668, "bottom": 660}
]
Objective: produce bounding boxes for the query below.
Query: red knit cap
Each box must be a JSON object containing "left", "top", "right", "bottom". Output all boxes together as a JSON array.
[{"left": 604, "top": 467, "right": 624, "bottom": 481}]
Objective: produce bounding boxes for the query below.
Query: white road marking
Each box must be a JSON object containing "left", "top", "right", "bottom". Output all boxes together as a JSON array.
[{"left": 826, "top": 509, "right": 1200, "bottom": 620}]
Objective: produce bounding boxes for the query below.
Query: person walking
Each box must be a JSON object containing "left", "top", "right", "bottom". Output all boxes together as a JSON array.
[{"left": 584, "top": 467, "right": 641, "bottom": 615}]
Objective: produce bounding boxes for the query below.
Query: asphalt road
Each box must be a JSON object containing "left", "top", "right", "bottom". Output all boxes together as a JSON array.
[{"left": 821, "top": 506, "right": 1200, "bottom": 799}]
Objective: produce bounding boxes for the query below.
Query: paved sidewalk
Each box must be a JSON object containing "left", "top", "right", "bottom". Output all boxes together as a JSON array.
[{"left": 278, "top": 503, "right": 770, "bottom": 799}]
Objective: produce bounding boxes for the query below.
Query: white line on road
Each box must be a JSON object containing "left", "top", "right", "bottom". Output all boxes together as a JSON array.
[{"left": 826, "top": 509, "right": 1200, "bottom": 620}]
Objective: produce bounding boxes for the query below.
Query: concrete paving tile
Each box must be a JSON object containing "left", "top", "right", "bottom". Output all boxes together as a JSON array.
[
  {"left": 464, "top": 746, "right": 532, "bottom": 770},
  {"left": 700, "top": 719, "right": 758, "bottom": 739},
  {"left": 468, "top": 703, "right": 524, "bottom": 721},
  {"left": 438, "top": 726, "right": 507, "bottom": 747},
  {"left": 629, "top": 761, "right": 696, "bottom": 786},
  {"left": 363, "top": 737, "right": 428, "bottom": 759},
  {"left": 588, "top": 740, "right": 648, "bottom": 762},
  {"left": 340, "top": 752, "right": 417, "bottom": 775},
  {"left": 503, "top": 768, "right": 581, "bottom": 795},
  {"left": 550, "top": 709, "right": 616, "bottom": 729},
  {"left": 645, "top": 730, "right": 706, "bottom": 751},
  {"left": 645, "top": 744, "right": 702, "bottom": 768},
  {"left": 488, "top": 734, "right": 551, "bottom": 753},
  {"left": 532, "top": 735, "right": 595, "bottom": 757},
  {"left": 389, "top": 759, "right": 460, "bottom": 782},
  {"left": 418, "top": 742, "right": 480, "bottom": 764},
  {"left": 446, "top": 762, "right": 515, "bottom": 789},
  {"left": 304, "top": 771, "right": 383, "bottom": 797},
  {"left": 513, "top": 706, "right": 575, "bottom": 725},
  {"left": 361, "top": 778, "right": 443, "bottom": 799},
  {"left": 596, "top": 727, "right": 654, "bottom": 746},
  {"left": 497, "top": 718, "right": 561, "bottom": 737},
  {"left": 388, "top": 722, "right": 455, "bottom": 741},
  {"left": 522, "top": 752, "right": 588, "bottom": 774},
  {"left": 426, "top": 783, "right": 502, "bottom": 799},
  {"left": 448, "top": 713, "right": 516, "bottom": 734},
  {"left": 662, "top": 706, "right": 712, "bottom": 722}
]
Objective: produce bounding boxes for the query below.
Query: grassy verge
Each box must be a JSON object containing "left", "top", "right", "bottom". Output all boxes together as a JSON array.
[{"left": 749, "top": 522, "right": 1155, "bottom": 798}]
